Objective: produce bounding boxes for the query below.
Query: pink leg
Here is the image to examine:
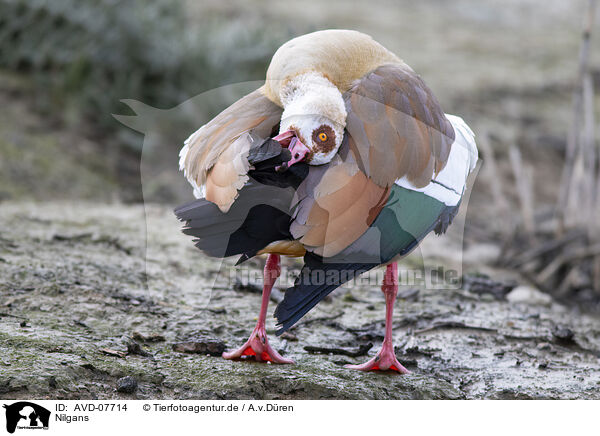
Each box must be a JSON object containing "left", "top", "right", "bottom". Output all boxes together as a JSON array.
[
  {"left": 345, "top": 262, "right": 409, "bottom": 373},
  {"left": 222, "top": 254, "right": 294, "bottom": 364}
]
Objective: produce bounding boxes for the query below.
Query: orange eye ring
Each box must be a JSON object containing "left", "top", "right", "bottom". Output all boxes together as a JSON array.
[{"left": 318, "top": 132, "right": 328, "bottom": 142}]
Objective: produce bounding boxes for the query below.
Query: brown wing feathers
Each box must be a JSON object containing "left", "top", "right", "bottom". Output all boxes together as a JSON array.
[
  {"left": 204, "top": 135, "right": 252, "bottom": 211},
  {"left": 182, "top": 86, "right": 282, "bottom": 212},
  {"left": 344, "top": 63, "right": 454, "bottom": 188},
  {"left": 290, "top": 147, "right": 390, "bottom": 258}
]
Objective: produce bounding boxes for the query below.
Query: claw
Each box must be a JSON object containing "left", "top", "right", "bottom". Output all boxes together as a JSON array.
[
  {"left": 223, "top": 254, "right": 294, "bottom": 364},
  {"left": 345, "top": 346, "right": 409, "bottom": 373},
  {"left": 345, "top": 262, "right": 409, "bottom": 374},
  {"left": 222, "top": 325, "right": 294, "bottom": 364}
]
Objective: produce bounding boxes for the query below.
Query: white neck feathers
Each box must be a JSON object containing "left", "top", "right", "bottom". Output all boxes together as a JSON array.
[{"left": 279, "top": 72, "right": 346, "bottom": 127}]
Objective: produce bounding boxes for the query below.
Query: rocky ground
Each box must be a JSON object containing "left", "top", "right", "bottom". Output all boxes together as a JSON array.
[{"left": 1, "top": 201, "right": 599, "bottom": 400}]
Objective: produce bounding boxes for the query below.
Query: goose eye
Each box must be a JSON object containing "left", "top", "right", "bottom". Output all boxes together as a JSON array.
[{"left": 318, "top": 132, "right": 328, "bottom": 142}]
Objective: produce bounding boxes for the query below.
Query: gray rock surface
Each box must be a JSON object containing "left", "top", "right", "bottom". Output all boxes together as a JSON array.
[{"left": 1, "top": 202, "right": 600, "bottom": 399}]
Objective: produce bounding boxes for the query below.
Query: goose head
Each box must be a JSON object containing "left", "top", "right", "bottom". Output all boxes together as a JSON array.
[{"left": 273, "top": 72, "right": 346, "bottom": 170}]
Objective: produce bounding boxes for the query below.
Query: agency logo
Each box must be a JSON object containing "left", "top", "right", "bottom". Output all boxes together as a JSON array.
[{"left": 3, "top": 402, "right": 50, "bottom": 434}]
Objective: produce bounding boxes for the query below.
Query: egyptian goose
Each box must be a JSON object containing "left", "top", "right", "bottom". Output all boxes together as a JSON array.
[{"left": 176, "top": 29, "right": 478, "bottom": 372}]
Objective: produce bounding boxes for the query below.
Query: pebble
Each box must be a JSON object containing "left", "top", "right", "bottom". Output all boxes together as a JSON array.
[
  {"left": 537, "top": 342, "right": 552, "bottom": 351},
  {"left": 506, "top": 286, "right": 553, "bottom": 306},
  {"left": 126, "top": 340, "right": 151, "bottom": 357},
  {"left": 552, "top": 325, "right": 575, "bottom": 344},
  {"left": 280, "top": 332, "right": 298, "bottom": 342},
  {"left": 116, "top": 376, "right": 137, "bottom": 393},
  {"left": 397, "top": 288, "right": 420, "bottom": 300},
  {"left": 463, "top": 275, "right": 516, "bottom": 299},
  {"left": 172, "top": 336, "right": 226, "bottom": 356}
]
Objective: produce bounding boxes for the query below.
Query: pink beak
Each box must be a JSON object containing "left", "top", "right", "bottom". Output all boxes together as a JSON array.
[
  {"left": 273, "top": 130, "right": 311, "bottom": 170},
  {"left": 273, "top": 130, "right": 294, "bottom": 147}
]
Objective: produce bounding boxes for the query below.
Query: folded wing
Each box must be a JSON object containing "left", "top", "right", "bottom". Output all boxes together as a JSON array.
[
  {"left": 179, "top": 86, "right": 283, "bottom": 212},
  {"left": 344, "top": 63, "right": 455, "bottom": 188}
]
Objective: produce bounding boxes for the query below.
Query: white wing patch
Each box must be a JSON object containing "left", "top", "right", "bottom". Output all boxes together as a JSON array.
[
  {"left": 394, "top": 114, "right": 478, "bottom": 206},
  {"left": 179, "top": 126, "right": 206, "bottom": 199}
]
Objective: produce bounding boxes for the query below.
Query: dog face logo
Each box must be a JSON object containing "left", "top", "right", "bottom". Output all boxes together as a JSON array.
[{"left": 2, "top": 402, "right": 50, "bottom": 434}]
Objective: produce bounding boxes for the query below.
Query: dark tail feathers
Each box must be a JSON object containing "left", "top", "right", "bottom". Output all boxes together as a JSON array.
[
  {"left": 174, "top": 138, "right": 305, "bottom": 260},
  {"left": 274, "top": 253, "right": 378, "bottom": 334}
]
